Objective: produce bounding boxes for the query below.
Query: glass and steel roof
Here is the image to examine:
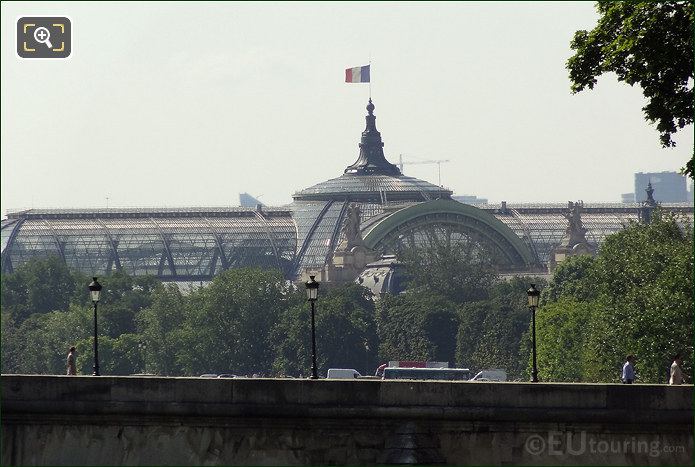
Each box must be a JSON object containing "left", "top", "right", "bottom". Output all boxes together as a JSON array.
[
  {"left": 293, "top": 174, "right": 452, "bottom": 202},
  {"left": 2, "top": 202, "right": 691, "bottom": 281},
  {"left": 1, "top": 208, "right": 297, "bottom": 280},
  {"left": 2, "top": 101, "right": 692, "bottom": 283},
  {"left": 483, "top": 202, "right": 693, "bottom": 265}
]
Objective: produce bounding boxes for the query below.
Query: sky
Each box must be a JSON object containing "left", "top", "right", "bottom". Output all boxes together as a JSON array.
[{"left": 1, "top": 1, "right": 692, "bottom": 216}]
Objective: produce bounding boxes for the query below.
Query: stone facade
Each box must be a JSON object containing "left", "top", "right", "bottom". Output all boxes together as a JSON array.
[{"left": 2, "top": 375, "right": 692, "bottom": 465}]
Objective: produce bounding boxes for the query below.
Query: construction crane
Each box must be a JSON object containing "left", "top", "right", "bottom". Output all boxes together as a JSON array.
[{"left": 398, "top": 154, "right": 451, "bottom": 186}]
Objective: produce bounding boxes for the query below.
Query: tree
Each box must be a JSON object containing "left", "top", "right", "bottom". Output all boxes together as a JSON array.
[
  {"left": 538, "top": 213, "right": 693, "bottom": 383},
  {"left": 98, "top": 271, "right": 160, "bottom": 337},
  {"left": 97, "top": 333, "right": 144, "bottom": 375},
  {"left": 567, "top": 1, "right": 694, "bottom": 176},
  {"left": 541, "top": 255, "right": 598, "bottom": 304},
  {"left": 377, "top": 241, "right": 503, "bottom": 368},
  {"left": 588, "top": 214, "right": 693, "bottom": 382},
  {"left": 0, "top": 258, "right": 164, "bottom": 374},
  {"left": 1, "top": 307, "right": 19, "bottom": 373},
  {"left": 136, "top": 283, "right": 190, "bottom": 375},
  {"left": 175, "top": 268, "right": 291, "bottom": 376},
  {"left": 457, "top": 276, "right": 546, "bottom": 381},
  {"left": 399, "top": 243, "right": 498, "bottom": 304},
  {"left": 534, "top": 298, "right": 595, "bottom": 382},
  {"left": 272, "top": 284, "right": 378, "bottom": 377},
  {"left": 11, "top": 305, "right": 92, "bottom": 374},
  {"left": 1, "top": 256, "right": 84, "bottom": 323},
  {"left": 377, "top": 293, "right": 458, "bottom": 364}
]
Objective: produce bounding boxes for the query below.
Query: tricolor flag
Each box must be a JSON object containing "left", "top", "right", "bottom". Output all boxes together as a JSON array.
[{"left": 345, "top": 65, "right": 370, "bottom": 83}]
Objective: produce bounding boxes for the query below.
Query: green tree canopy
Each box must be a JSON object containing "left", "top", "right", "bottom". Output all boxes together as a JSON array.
[
  {"left": 1, "top": 256, "right": 85, "bottom": 323},
  {"left": 538, "top": 213, "right": 693, "bottom": 383},
  {"left": 534, "top": 298, "right": 595, "bottom": 382},
  {"left": 400, "top": 243, "right": 498, "bottom": 304},
  {"left": 377, "top": 292, "right": 458, "bottom": 364},
  {"left": 567, "top": 1, "right": 694, "bottom": 176},
  {"left": 457, "top": 276, "right": 546, "bottom": 380},
  {"left": 272, "top": 283, "right": 378, "bottom": 377},
  {"left": 174, "top": 268, "right": 292, "bottom": 376},
  {"left": 541, "top": 255, "right": 598, "bottom": 304},
  {"left": 10, "top": 305, "right": 92, "bottom": 374},
  {"left": 136, "top": 283, "right": 190, "bottom": 375}
]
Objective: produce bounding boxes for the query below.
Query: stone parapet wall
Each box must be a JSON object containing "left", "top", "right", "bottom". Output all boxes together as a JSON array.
[{"left": 2, "top": 375, "right": 692, "bottom": 465}]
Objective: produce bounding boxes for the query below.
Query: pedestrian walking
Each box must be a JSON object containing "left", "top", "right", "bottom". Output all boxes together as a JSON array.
[
  {"left": 66, "top": 346, "right": 77, "bottom": 375},
  {"left": 621, "top": 355, "right": 636, "bottom": 384},
  {"left": 669, "top": 353, "right": 685, "bottom": 385}
]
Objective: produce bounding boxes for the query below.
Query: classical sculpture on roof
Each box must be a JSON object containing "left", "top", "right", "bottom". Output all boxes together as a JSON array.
[
  {"left": 317, "top": 203, "right": 377, "bottom": 284},
  {"left": 549, "top": 200, "right": 595, "bottom": 272},
  {"left": 639, "top": 182, "right": 659, "bottom": 224},
  {"left": 343, "top": 204, "right": 365, "bottom": 248},
  {"left": 562, "top": 201, "right": 589, "bottom": 248}
]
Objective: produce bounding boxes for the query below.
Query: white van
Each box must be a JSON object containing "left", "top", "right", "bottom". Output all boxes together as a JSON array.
[
  {"left": 470, "top": 369, "right": 507, "bottom": 381},
  {"left": 327, "top": 368, "right": 362, "bottom": 379}
]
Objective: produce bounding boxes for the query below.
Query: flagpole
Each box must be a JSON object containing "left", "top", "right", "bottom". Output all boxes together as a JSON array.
[{"left": 369, "top": 54, "right": 372, "bottom": 100}]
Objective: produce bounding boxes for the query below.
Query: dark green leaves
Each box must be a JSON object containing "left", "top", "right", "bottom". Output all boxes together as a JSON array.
[{"left": 567, "top": 1, "right": 694, "bottom": 175}]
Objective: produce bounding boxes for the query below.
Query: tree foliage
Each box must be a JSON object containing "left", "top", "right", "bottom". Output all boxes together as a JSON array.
[
  {"left": 173, "top": 268, "right": 291, "bottom": 376},
  {"left": 273, "top": 284, "right": 378, "bottom": 377},
  {"left": 535, "top": 298, "right": 594, "bottom": 382},
  {"left": 376, "top": 292, "right": 458, "bottom": 364},
  {"left": 1, "top": 256, "right": 85, "bottom": 323},
  {"left": 12, "top": 220, "right": 687, "bottom": 384},
  {"left": 567, "top": 1, "right": 694, "bottom": 176},
  {"left": 538, "top": 214, "right": 693, "bottom": 383},
  {"left": 541, "top": 255, "right": 598, "bottom": 304},
  {"left": 400, "top": 243, "right": 498, "bottom": 304},
  {"left": 10, "top": 305, "right": 92, "bottom": 374},
  {"left": 457, "top": 277, "right": 546, "bottom": 381},
  {"left": 136, "top": 283, "right": 189, "bottom": 375}
]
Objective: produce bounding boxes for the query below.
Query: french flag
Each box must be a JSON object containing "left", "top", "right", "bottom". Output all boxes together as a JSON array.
[{"left": 345, "top": 65, "right": 370, "bottom": 83}]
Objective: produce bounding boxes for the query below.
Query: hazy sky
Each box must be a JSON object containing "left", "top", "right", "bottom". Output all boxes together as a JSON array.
[{"left": 2, "top": 1, "right": 692, "bottom": 216}]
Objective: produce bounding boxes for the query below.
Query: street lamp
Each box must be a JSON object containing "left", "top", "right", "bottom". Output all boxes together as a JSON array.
[
  {"left": 88, "top": 277, "right": 103, "bottom": 376},
  {"left": 305, "top": 275, "right": 320, "bottom": 379},
  {"left": 527, "top": 283, "right": 540, "bottom": 383}
]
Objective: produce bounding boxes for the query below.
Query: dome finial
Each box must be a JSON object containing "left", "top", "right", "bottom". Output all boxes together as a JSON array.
[{"left": 343, "top": 100, "right": 401, "bottom": 176}]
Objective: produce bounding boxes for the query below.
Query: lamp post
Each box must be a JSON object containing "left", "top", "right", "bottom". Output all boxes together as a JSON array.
[
  {"left": 305, "top": 275, "right": 320, "bottom": 379},
  {"left": 88, "top": 277, "right": 103, "bottom": 376},
  {"left": 527, "top": 283, "right": 540, "bottom": 383}
]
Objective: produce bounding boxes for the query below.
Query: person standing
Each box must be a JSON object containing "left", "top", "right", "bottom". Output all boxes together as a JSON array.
[
  {"left": 669, "top": 353, "right": 685, "bottom": 385},
  {"left": 66, "top": 346, "right": 77, "bottom": 375},
  {"left": 621, "top": 355, "right": 636, "bottom": 384}
]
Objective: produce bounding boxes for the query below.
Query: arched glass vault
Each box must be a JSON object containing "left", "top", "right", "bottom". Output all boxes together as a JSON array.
[
  {"left": 1, "top": 208, "right": 297, "bottom": 280},
  {"left": 363, "top": 200, "right": 537, "bottom": 272}
]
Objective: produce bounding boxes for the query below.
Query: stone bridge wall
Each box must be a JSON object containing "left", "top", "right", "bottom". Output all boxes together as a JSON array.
[{"left": 1, "top": 375, "right": 692, "bottom": 465}]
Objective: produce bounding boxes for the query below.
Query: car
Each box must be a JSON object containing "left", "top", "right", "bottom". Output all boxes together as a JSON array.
[
  {"left": 470, "top": 369, "right": 507, "bottom": 382},
  {"left": 217, "top": 374, "right": 236, "bottom": 378},
  {"left": 199, "top": 373, "right": 218, "bottom": 378},
  {"left": 326, "top": 368, "right": 362, "bottom": 379}
]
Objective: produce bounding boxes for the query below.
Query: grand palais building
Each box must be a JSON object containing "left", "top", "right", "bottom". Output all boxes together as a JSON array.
[{"left": 2, "top": 100, "right": 693, "bottom": 291}]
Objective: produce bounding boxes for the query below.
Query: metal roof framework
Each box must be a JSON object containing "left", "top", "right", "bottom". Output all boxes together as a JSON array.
[{"left": 1, "top": 208, "right": 297, "bottom": 280}]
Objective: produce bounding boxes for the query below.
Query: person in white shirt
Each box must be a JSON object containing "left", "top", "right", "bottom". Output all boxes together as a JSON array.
[
  {"left": 669, "top": 353, "right": 685, "bottom": 385},
  {"left": 621, "top": 355, "right": 635, "bottom": 384},
  {"left": 66, "top": 346, "right": 77, "bottom": 375}
]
